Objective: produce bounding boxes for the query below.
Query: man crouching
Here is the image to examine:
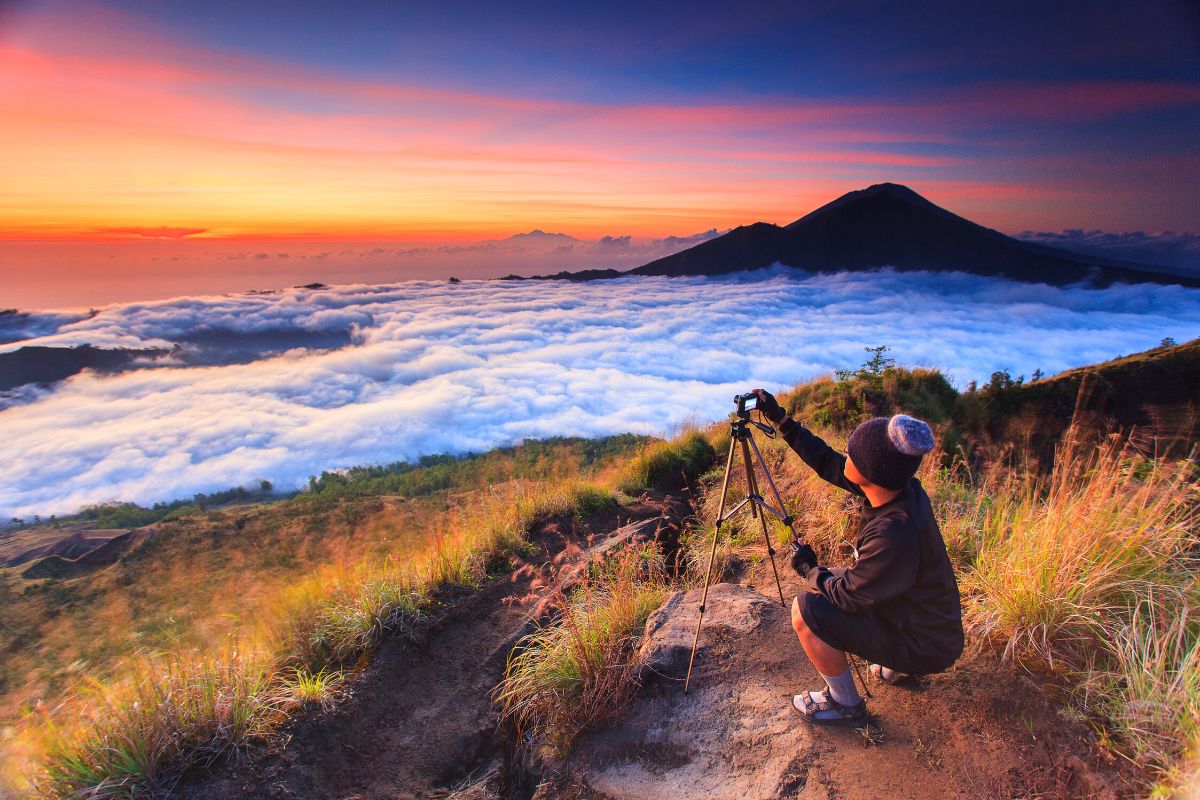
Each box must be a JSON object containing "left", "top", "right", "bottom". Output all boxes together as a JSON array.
[{"left": 751, "top": 389, "right": 964, "bottom": 726}]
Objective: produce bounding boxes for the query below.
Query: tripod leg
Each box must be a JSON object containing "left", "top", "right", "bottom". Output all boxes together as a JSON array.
[
  {"left": 754, "top": 494, "right": 787, "bottom": 607},
  {"left": 744, "top": 448, "right": 787, "bottom": 607},
  {"left": 747, "top": 434, "right": 798, "bottom": 540},
  {"left": 739, "top": 435, "right": 759, "bottom": 519},
  {"left": 684, "top": 433, "right": 738, "bottom": 694}
]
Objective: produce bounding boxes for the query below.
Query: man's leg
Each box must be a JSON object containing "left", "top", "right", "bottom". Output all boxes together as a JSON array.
[
  {"left": 791, "top": 595, "right": 847, "bottom": 675},
  {"left": 790, "top": 595, "right": 863, "bottom": 717}
]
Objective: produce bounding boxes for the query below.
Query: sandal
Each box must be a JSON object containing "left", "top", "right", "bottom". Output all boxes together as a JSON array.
[
  {"left": 869, "top": 663, "right": 908, "bottom": 685},
  {"left": 790, "top": 690, "right": 868, "bottom": 726}
]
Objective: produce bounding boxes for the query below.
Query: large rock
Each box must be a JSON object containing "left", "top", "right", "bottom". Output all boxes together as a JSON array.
[
  {"left": 637, "top": 582, "right": 780, "bottom": 678},
  {"left": 565, "top": 583, "right": 821, "bottom": 800}
]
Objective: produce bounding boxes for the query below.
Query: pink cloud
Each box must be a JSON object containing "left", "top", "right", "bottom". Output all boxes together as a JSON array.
[{"left": 940, "top": 80, "right": 1200, "bottom": 124}]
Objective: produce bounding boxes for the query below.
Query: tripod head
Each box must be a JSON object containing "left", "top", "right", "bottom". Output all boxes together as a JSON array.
[
  {"left": 731, "top": 393, "right": 776, "bottom": 438},
  {"left": 732, "top": 392, "right": 757, "bottom": 420}
]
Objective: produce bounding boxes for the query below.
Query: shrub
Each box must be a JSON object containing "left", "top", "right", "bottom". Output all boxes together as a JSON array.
[
  {"left": 614, "top": 431, "right": 716, "bottom": 493},
  {"left": 780, "top": 366, "right": 957, "bottom": 431},
  {"left": 571, "top": 485, "right": 614, "bottom": 519}
]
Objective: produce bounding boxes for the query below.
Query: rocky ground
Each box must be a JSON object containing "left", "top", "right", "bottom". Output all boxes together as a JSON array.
[
  {"left": 178, "top": 491, "right": 1134, "bottom": 800},
  {"left": 544, "top": 579, "right": 1126, "bottom": 799}
]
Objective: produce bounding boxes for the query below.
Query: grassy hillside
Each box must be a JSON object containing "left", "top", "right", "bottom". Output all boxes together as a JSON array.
[
  {"left": 952, "top": 337, "right": 1200, "bottom": 461},
  {"left": 502, "top": 423, "right": 1197, "bottom": 793},
  {"left": 1, "top": 433, "right": 704, "bottom": 794},
  {"left": 498, "top": 343, "right": 1200, "bottom": 797},
  {"left": 772, "top": 339, "right": 1200, "bottom": 465},
  {"left": 3, "top": 340, "right": 1197, "bottom": 797}
]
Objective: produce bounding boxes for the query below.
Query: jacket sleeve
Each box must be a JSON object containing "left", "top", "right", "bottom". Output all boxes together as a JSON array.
[
  {"left": 805, "top": 517, "right": 919, "bottom": 614},
  {"left": 777, "top": 416, "right": 863, "bottom": 497}
]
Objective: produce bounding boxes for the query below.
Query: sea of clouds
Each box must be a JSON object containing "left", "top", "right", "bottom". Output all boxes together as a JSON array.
[{"left": 3, "top": 267, "right": 1199, "bottom": 519}]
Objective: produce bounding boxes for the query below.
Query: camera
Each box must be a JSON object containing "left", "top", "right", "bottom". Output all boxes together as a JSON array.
[{"left": 733, "top": 392, "right": 758, "bottom": 419}]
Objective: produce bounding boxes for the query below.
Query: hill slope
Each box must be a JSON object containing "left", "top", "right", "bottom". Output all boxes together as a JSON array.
[{"left": 7, "top": 346, "right": 1197, "bottom": 798}]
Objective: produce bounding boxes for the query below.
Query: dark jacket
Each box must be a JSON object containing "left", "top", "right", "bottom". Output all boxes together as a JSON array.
[{"left": 778, "top": 417, "right": 964, "bottom": 669}]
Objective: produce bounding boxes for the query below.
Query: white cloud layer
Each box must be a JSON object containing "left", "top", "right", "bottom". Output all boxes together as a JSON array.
[{"left": 2, "top": 268, "right": 1198, "bottom": 518}]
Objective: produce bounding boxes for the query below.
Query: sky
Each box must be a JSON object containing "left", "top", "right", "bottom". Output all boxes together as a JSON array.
[
  {"left": 1, "top": 0, "right": 1199, "bottom": 305},
  {"left": 4, "top": 268, "right": 1198, "bottom": 519}
]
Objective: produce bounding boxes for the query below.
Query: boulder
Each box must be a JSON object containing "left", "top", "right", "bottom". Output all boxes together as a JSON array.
[
  {"left": 565, "top": 583, "right": 818, "bottom": 800},
  {"left": 637, "top": 582, "right": 779, "bottom": 677}
]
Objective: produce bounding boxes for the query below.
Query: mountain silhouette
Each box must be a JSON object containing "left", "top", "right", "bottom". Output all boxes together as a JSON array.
[
  {"left": 627, "top": 183, "right": 1197, "bottom": 287},
  {"left": 0, "top": 345, "right": 163, "bottom": 393},
  {"left": 504, "top": 229, "right": 577, "bottom": 243}
]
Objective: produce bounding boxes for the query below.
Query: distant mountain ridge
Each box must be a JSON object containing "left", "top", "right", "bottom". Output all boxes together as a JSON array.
[
  {"left": 0, "top": 345, "right": 163, "bottom": 393},
  {"left": 617, "top": 183, "right": 1198, "bottom": 287},
  {"left": 502, "top": 229, "right": 577, "bottom": 243}
]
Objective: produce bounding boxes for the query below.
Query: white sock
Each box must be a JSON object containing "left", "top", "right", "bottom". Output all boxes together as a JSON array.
[{"left": 820, "top": 668, "right": 862, "bottom": 707}]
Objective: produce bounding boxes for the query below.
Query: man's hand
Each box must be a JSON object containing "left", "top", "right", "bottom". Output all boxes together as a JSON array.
[
  {"left": 789, "top": 540, "right": 818, "bottom": 578},
  {"left": 750, "top": 388, "right": 786, "bottom": 423}
]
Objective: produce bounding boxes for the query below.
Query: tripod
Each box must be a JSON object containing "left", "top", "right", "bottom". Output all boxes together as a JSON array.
[{"left": 684, "top": 404, "right": 799, "bottom": 693}]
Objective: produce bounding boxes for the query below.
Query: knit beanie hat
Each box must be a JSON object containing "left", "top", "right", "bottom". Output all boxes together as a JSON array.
[{"left": 846, "top": 414, "right": 935, "bottom": 491}]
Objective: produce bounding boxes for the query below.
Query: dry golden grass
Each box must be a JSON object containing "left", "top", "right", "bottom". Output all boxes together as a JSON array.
[
  {"left": 6, "top": 372, "right": 1199, "bottom": 797},
  {"left": 36, "top": 649, "right": 282, "bottom": 798},
  {"left": 961, "top": 439, "right": 1198, "bottom": 670},
  {"left": 12, "top": 476, "right": 607, "bottom": 798},
  {"left": 2, "top": 436, "right": 651, "bottom": 797},
  {"left": 950, "top": 438, "right": 1200, "bottom": 791},
  {"left": 494, "top": 543, "right": 669, "bottom": 756},
  {"left": 613, "top": 430, "right": 714, "bottom": 495}
]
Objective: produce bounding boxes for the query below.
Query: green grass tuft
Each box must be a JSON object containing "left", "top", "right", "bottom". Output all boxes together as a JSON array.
[
  {"left": 39, "top": 652, "right": 281, "bottom": 799},
  {"left": 278, "top": 668, "right": 345, "bottom": 712},
  {"left": 571, "top": 485, "right": 614, "bottom": 520}
]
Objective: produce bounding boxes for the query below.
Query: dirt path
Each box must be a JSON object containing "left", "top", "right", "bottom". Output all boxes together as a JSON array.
[{"left": 177, "top": 493, "right": 687, "bottom": 800}]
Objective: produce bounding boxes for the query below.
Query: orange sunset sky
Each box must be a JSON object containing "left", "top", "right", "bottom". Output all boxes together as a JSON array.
[{"left": 0, "top": 1, "right": 1197, "bottom": 306}]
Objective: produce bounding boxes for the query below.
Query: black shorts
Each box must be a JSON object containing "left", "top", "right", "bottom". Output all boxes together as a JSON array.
[{"left": 798, "top": 592, "right": 931, "bottom": 676}]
